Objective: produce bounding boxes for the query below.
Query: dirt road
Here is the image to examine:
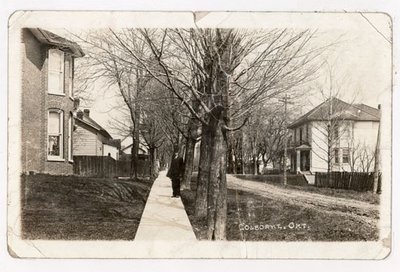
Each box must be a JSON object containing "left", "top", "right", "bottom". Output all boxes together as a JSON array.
[{"left": 227, "top": 174, "right": 379, "bottom": 227}]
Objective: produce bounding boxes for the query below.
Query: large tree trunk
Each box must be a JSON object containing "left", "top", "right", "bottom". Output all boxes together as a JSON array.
[
  {"left": 148, "top": 146, "right": 157, "bottom": 180},
  {"left": 195, "top": 123, "right": 211, "bottom": 217},
  {"left": 240, "top": 133, "right": 245, "bottom": 174},
  {"left": 181, "top": 109, "right": 200, "bottom": 190},
  {"left": 253, "top": 155, "right": 258, "bottom": 175},
  {"left": 131, "top": 129, "right": 139, "bottom": 179},
  {"left": 206, "top": 109, "right": 227, "bottom": 240},
  {"left": 227, "top": 132, "right": 236, "bottom": 174},
  {"left": 181, "top": 137, "right": 196, "bottom": 190}
]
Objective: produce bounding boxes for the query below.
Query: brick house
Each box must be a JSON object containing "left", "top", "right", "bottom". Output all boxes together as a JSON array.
[
  {"left": 288, "top": 97, "right": 380, "bottom": 174},
  {"left": 73, "top": 109, "right": 121, "bottom": 160},
  {"left": 21, "top": 28, "right": 84, "bottom": 175}
]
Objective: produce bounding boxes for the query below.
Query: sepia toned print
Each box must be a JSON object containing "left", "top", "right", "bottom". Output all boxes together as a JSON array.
[{"left": 8, "top": 11, "right": 391, "bottom": 258}]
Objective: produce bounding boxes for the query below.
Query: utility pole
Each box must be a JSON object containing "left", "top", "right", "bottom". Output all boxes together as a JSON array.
[
  {"left": 373, "top": 104, "right": 381, "bottom": 194},
  {"left": 280, "top": 94, "right": 293, "bottom": 186}
]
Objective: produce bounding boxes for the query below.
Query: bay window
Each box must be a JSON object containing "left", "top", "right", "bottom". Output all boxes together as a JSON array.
[
  {"left": 65, "top": 55, "right": 74, "bottom": 98},
  {"left": 68, "top": 113, "right": 73, "bottom": 162},
  {"left": 48, "top": 48, "right": 65, "bottom": 95},
  {"left": 48, "top": 109, "right": 64, "bottom": 160}
]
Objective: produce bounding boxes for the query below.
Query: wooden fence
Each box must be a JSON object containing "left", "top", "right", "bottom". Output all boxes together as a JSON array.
[
  {"left": 315, "top": 171, "right": 381, "bottom": 192},
  {"left": 73, "top": 156, "right": 150, "bottom": 178}
]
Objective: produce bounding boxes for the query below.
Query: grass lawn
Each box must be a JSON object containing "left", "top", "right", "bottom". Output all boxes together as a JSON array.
[
  {"left": 21, "top": 174, "right": 154, "bottom": 240},
  {"left": 234, "top": 174, "right": 380, "bottom": 205},
  {"left": 181, "top": 176, "right": 379, "bottom": 241}
]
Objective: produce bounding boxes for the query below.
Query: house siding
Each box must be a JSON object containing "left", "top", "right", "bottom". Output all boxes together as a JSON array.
[
  {"left": 96, "top": 134, "right": 108, "bottom": 156},
  {"left": 103, "top": 144, "right": 119, "bottom": 160},
  {"left": 310, "top": 121, "right": 329, "bottom": 172},
  {"left": 73, "top": 121, "right": 98, "bottom": 156},
  {"left": 353, "top": 121, "right": 379, "bottom": 148},
  {"left": 73, "top": 119, "right": 111, "bottom": 157},
  {"left": 309, "top": 120, "right": 379, "bottom": 172},
  {"left": 351, "top": 121, "right": 379, "bottom": 171},
  {"left": 21, "top": 29, "right": 74, "bottom": 175}
]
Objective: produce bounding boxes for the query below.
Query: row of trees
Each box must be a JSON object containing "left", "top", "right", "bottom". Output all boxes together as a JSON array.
[{"left": 75, "top": 28, "right": 329, "bottom": 239}]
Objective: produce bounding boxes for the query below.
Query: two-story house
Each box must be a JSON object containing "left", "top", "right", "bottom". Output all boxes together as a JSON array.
[
  {"left": 73, "top": 109, "right": 121, "bottom": 160},
  {"left": 21, "top": 28, "right": 84, "bottom": 175},
  {"left": 288, "top": 97, "right": 380, "bottom": 174}
]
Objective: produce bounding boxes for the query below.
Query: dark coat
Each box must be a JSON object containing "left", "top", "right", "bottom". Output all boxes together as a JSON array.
[{"left": 167, "top": 157, "right": 184, "bottom": 179}]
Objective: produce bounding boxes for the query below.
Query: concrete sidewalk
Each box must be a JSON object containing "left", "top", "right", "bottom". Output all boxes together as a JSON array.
[{"left": 134, "top": 171, "right": 197, "bottom": 241}]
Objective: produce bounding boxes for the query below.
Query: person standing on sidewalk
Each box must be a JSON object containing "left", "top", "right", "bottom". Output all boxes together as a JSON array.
[{"left": 167, "top": 151, "right": 184, "bottom": 198}]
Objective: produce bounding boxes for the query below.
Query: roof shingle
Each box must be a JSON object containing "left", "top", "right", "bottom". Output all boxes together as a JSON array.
[{"left": 288, "top": 97, "right": 380, "bottom": 128}]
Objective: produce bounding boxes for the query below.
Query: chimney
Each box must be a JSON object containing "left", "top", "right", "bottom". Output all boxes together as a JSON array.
[
  {"left": 73, "top": 97, "right": 80, "bottom": 110},
  {"left": 378, "top": 104, "right": 381, "bottom": 110},
  {"left": 83, "top": 109, "right": 90, "bottom": 117},
  {"left": 77, "top": 110, "right": 83, "bottom": 119}
]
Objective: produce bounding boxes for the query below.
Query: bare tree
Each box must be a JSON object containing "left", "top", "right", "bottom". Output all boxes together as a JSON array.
[
  {"left": 306, "top": 64, "right": 359, "bottom": 175},
  {"left": 83, "top": 27, "right": 325, "bottom": 240},
  {"left": 348, "top": 141, "right": 375, "bottom": 172},
  {"left": 73, "top": 30, "right": 155, "bottom": 179}
]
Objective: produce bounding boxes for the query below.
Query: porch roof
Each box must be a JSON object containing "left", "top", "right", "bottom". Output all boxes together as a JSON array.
[{"left": 295, "top": 144, "right": 311, "bottom": 151}]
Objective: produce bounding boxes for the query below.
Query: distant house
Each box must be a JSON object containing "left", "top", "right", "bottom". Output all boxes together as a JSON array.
[
  {"left": 288, "top": 97, "right": 380, "bottom": 173},
  {"left": 20, "top": 28, "right": 84, "bottom": 175},
  {"left": 73, "top": 109, "right": 121, "bottom": 160},
  {"left": 120, "top": 135, "right": 149, "bottom": 160}
]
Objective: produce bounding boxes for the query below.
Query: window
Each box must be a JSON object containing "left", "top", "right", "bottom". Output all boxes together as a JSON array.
[
  {"left": 48, "top": 49, "right": 64, "bottom": 95},
  {"left": 68, "top": 113, "right": 73, "bottom": 162},
  {"left": 65, "top": 55, "right": 74, "bottom": 98},
  {"left": 334, "top": 148, "right": 339, "bottom": 164},
  {"left": 333, "top": 123, "right": 339, "bottom": 139},
  {"left": 305, "top": 124, "right": 309, "bottom": 142},
  {"left": 299, "top": 127, "right": 303, "bottom": 142},
  {"left": 342, "top": 125, "right": 350, "bottom": 139},
  {"left": 342, "top": 148, "right": 350, "bottom": 164},
  {"left": 48, "top": 110, "right": 64, "bottom": 160}
]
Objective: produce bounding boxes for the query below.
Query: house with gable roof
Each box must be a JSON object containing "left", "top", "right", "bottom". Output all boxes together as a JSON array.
[{"left": 73, "top": 109, "right": 121, "bottom": 160}]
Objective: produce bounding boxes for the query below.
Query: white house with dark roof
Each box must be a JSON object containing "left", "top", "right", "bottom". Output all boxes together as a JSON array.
[
  {"left": 73, "top": 109, "right": 121, "bottom": 160},
  {"left": 288, "top": 97, "right": 380, "bottom": 175}
]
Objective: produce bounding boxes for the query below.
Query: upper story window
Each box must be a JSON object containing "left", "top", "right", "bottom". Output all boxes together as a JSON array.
[
  {"left": 48, "top": 109, "right": 64, "bottom": 161},
  {"left": 65, "top": 55, "right": 74, "bottom": 98},
  {"left": 305, "top": 124, "right": 309, "bottom": 142},
  {"left": 342, "top": 123, "right": 350, "bottom": 139},
  {"left": 299, "top": 127, "right": 303, "bottom": 142},
  {"left": 48, "top": 48, "right": 65, "bottom": 95},
  {"left": 333, "top": 123, "right": 340, "bottom": 140}
]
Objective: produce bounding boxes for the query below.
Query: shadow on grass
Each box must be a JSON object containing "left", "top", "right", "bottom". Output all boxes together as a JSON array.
[
  {"left": 181, "top": 175, "right": 379, "bottom": 241},
  {"left": 21, "top": 174, "right": 154, "bottom": 240}
]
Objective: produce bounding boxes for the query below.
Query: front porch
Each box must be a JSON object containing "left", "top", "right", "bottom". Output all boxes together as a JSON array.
[{"left": 290, "top": 144, "right": 311, "bottom": 173}]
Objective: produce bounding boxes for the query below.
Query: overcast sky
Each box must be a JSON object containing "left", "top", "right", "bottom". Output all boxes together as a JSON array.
[{"left": 49, "top": 12, "right": 392, "bottom": 139}]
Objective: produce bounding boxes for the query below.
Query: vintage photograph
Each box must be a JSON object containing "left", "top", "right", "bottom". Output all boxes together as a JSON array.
[{"left": 7, "top": 11, "right": 392, "bottom": 258}]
